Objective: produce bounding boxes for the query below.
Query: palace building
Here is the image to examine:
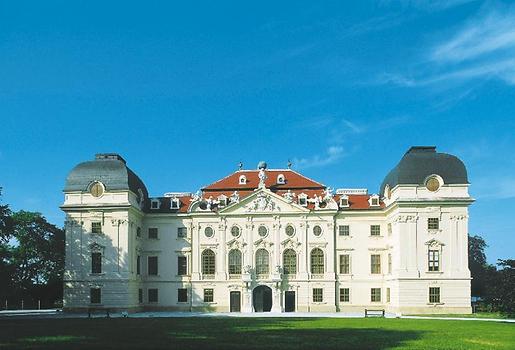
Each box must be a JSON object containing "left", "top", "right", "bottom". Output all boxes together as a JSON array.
[{"left": 61, "top": 146, "right": 473, "bottom": 314}]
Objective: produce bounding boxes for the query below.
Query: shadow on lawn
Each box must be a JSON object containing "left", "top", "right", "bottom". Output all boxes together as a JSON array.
[{"left": 0, "top": 317, "right": 425, "bottom": 350}]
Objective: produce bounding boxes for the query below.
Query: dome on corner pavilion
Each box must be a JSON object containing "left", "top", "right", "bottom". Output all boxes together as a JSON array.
[{"left": 380, "top": 146, "right": 468, "bottom": 195}]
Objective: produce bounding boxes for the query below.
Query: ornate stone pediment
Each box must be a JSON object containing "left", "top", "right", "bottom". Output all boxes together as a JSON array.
[
  {"left": 281, "top": 237, "right": 302, "bottom": 250},
  {"left": 226, "top": 238, "right": 247, "bottom": 250},
  {"left": 254, "top": 238, "right": 273, "bottom": 249},
  {"left": 89, "top": 242, "right": 105, "bottom": 252},
  {"left": 219, "top": 189, "right": 309, "bottom": 215},
  {"left": 425, "top": 238, "right": 444, "bottom": 247}
]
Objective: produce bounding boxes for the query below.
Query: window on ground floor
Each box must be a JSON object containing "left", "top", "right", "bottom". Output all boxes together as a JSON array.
[
  {"left": 90, "top": 288, "right": 101, "bottom": 304},
  {"left": 313, "top": 288, "right": 323, "bottom": 303},
  {"left": 148, "top": 288, "right": 158, "bottom": 303},
  {"left": 204, "top": 289, "right": 214, "bottom": 303},
  {"left": 138, "top": 289, "right": 143, "bottom": 303},
  {"left": 371, "top": 288, "right": 381, "bottom": 302},
  {"left": 339, "top": 288, "right": 350, "bottom": 302},
  {"left": 178, "top": 288, "right": 188, "bottom": 303},
  {"left": 429, "top": 287, "right": 440, "bottom": 303}
]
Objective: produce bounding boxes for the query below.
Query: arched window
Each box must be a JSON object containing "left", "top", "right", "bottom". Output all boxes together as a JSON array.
[
  {"left": 283, "top": 249, "right": 297, "bottom": 275},
  {"left": 201, "top": 249, "right": 215, "bottom": 275},
  {"left": 255, "top": 249, "right": 269, "bottom": 275},
  {"left": 310, "top": 248, "right": 324, "bottom": 274},
  {"left": 228, "top": 249, "right": 242, "bottom": 275}
]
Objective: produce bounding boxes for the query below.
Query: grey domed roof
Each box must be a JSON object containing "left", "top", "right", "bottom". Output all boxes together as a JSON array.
[
  {"left": 64, "top": 153, "right": 148, "bottom": 199},
  {"left": 380, "top": 146, "right": 468, "bottom": 195}
]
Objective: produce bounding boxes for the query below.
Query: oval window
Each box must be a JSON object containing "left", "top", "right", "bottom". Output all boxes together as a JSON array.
[
  {"left": 285, "top": 225, "right": 295, "bottom": 237},
  {"left": 426, "top": 177, "right": 441, "bottom": 192},
  {"left": 313, "top": 225, "right": 322, "bottom": 237},
  {"left": 231, "top": 225, "right": 240, "bottom": 238},
  {"left": 258, "top": 225, "right": 268, "bottom": 237},
  {"left": 204, "top": 226, "right": 214, "bottom": 238},
  {"left": 89, "top": 181, "right": 104, "bottom": 197}
]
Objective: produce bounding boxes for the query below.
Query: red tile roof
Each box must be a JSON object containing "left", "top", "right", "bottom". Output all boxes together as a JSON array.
[
  {"left": 203, "top": 169, "right": 325, "bottom": 191},
  {"left": 145, "top": 169, "right": 384, "bottom": 213}
]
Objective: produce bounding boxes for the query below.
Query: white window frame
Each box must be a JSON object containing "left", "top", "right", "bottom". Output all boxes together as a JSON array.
[
  {"left": 170, "top": 197, "right": 180, "bottom": 209},
  {"left": 368, "top": 194, "right": 380, "bottom": 207},
  {"left": 218, "top": 195, "right": 227, "bottom": 207},
  {"left": 277, "top": 174, "right": 285, "bottom": 184},
  {"left": 298, "top": 193, "right": 308, "bottom": 207},
  {"left": 339, "top": 195, "right": 349, "bottom": 208},
  {"left": 239, "top": 175, "right": 247, "bottom": 185},
  {"left": 150, "top": 198, "right": 161, "bottom": 210}
]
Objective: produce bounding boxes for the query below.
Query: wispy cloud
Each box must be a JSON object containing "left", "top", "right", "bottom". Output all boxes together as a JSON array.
[
  {"left": 381, "top": 4, "right": 515, "bottom": 88},
  {"left": 293, "top": 115, "right": 411, "bottom": 169},
  {"left": 293, "top": 146, "right": 346, "bottom": 170}
]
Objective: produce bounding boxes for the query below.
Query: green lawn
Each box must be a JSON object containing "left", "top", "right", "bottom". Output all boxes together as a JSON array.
[
  {"left": 409, "top": 312, "right": 511, "bottom": 319},
  {"left": 0, "top": 317, "right": 514, "bottom": 350}
]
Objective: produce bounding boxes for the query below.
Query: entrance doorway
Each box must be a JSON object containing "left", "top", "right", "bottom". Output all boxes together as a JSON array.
[
  {"left": 230, "top": 291, "right": 241, "bottom": 312},
  {"left": 253, "top": 285, "right": 272, "bottom": 312},
  {"left": 284, "top": 291, "right": 295, "bottom": 312}
]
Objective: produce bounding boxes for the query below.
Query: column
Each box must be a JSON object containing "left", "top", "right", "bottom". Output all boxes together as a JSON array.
[
  {"left": 216, "top": 218, "right": 227, "bottom": 280},
  {"left": 191, "top": 222, "right": 201, "bottom": 280}
]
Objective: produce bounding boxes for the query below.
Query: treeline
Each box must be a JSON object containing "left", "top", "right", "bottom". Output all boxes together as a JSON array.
[
  {"left": 0, "top": 188, "right": 64, "bottom": 309},
  {"left": 469, "top": 235, "right": 515, "bottom": 315}
]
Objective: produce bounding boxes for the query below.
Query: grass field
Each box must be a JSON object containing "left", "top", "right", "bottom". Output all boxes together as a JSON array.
[
  {"left": 409, "top": 312, "right": 511, "bottom": 319},
  {"left": 0, "top": 317, "right": 514, "bottom": 349}
]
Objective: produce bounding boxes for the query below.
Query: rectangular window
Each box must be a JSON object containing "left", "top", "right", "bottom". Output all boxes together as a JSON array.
[
  {"left": 148, "top": 288, "right": 158, "bottom": 303},
  {"left": 91, "top": 252, "right": 102, "bottom": 273},
  {"left": 178, "top": 288, "right": 188, "bottom": 303},
  {"left": 136, "top": 227, "right": 141, "bottom": 238},
  {"left": 428, "top": 250, "right": 440, "bottom": 272},
  {"left": 90, "top": 288, "right": 101, "bottom": 304},
  {"left": 148, "top": 227, "right": 158, "bottom": 239},
  {"left": 138, "top": 289, "right": 143, "bottom": 303},
  {"left": 136, "top": 255, "right": 141, "bottom": 275},
  {"left": 371, "top": 288, "right": 381, "bottom": 302},
  {"left": 428, "top": 218, "right": 439, "bottom": 230},
  {"left": 339, "top": 288, "right": 350, "bottom": 302},
  {"left": 429, "top": 287, "right": 440, "bottom": 303},
  {"left": 338, "top": 225, "right": 350, "bottom": 236},
  {"left": 312, "top": 288, "right": 323, "bottom": 303},
  {"left": 148, "top": 256, "right": 158, "bottom": 275},
  {"left": 371, "top": 254, "right": 381, "bottom": 274},
  {"left": 91, "top": 221, "right": 102, "bottom": 234},
  {"left": 177, "top": 256, "right": 187, "bottom": 276},
  {"left": 370, "top": 225, "right": 381, "bottom": 236},
  {"left": 386, "top": 287, "right": 391, "bottom": 303},
  {"left": 299, "top": 197, "right": 307, "bottom": 206},
  {"left": 339, "top": 254, "right": 350, "bottom": 274},
  {"left": 204, "top": 288, "right": 214, "bottom": 303},
  {"left": 177, "top": 227, "right": 187, "bottom": 238},
  {"left": 388, "top": 254, "right": 392, "bottom": 274}
]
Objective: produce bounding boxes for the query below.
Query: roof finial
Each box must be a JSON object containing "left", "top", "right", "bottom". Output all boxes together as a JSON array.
[
  {"left": 238, "top": 161, "right": 243, "bottom": 171},
  {"left": 287, "top": 159, "right": 292, "bottom": 169}
]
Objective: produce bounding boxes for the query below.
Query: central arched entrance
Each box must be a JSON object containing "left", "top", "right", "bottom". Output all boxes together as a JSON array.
[{"left": 253, "top": 285, "right": 272, "bottom": 312}]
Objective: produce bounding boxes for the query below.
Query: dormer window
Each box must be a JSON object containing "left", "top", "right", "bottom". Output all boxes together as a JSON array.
[
  {"left": 218, "top": 195, "right": 227, "bottom": 207},
  {"left": 339, "top": 195, "right": 349, "bottom": 208},
  {"left": 277, "top": 174, "right": 285, "bottom": 184},
  {"left": 150, "top": 199, "right": 161, "bottom": 210},
  {"left": 170, "top": 197, "right": 180, "bottom": 209},
  {"left": 239, "top": 175, "right": 247, "bottom": 185},
  {"left": 298, "top": 193, "right": 308, "bottom": 207},
  {"left": 369, "top": 195, "right": 380, "bottom": 207}
]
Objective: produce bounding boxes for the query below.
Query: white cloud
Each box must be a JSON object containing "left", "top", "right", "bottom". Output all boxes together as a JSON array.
[
  {"left": 382, "top": 5, "right": 515, "bottom": 87},
  {"left": 293, "top": 146, "right": 345, "bottom": 170}
]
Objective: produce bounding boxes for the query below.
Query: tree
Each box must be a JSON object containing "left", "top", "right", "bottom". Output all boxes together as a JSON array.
[
  {"left": 488, "top": 260, "right": 515, "bottom": 316},
  {"left": 0, "top": 188, "right": 15, "bottom": 299},
  {"left": 468, "top": 235, "right": 490, "bottom": 297},
  {"left": 10, "top": 211, "right": 65, "bottom": 303}
]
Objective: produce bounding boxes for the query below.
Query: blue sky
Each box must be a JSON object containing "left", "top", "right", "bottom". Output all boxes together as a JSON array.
[{"left": 1, "top": 1, "right": 514, "bottom": 263}]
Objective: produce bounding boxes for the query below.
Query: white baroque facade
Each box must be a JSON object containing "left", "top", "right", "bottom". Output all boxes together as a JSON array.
[{"left": 61, "top": 146, "right": 473, "bottom": 314}]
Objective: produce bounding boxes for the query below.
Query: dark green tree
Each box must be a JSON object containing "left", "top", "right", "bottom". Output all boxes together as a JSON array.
[
  {"left": 11, "top": 211, "right": 65, "bottom": 304},
  {"left": 488, "top": 260, "right": 515, "bottom": 315},
  {"left": 0, "top": 188, "right": 15, "bottom": 299},
  {"left": 468, "top": 234, "right": 490, "bottom": 297}
]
